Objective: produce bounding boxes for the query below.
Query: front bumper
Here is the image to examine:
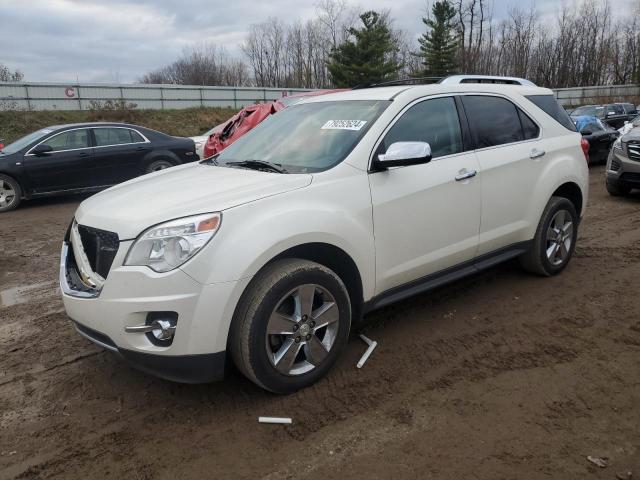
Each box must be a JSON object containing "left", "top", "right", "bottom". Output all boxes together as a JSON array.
[
  {"left": 606, "top": 147, "right": 640, "bottom": 188},
  {"left": 60, "top": 238, "right": 250, "bottom": 383}
]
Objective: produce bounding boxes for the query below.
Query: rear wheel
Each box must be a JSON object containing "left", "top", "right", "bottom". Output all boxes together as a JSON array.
[
  {"left": 606, "top": 179, "right": 631, "bottom": 197},
  {"left": 520, "top": 196, "right": 578, "bottom": 276},
  {"left": 0, "top": 174, "right": 22, "bottom": 213},
  {"left": 230, "top": 259, "right": 351, "bottom": 394},
  {"left": 144, "top": 159, "right": 175, "bottom": 174}
]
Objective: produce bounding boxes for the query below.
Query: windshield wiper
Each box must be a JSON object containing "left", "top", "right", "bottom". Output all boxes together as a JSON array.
[{"left": 226, "top": 160, "right": 287, "bottom": 174}]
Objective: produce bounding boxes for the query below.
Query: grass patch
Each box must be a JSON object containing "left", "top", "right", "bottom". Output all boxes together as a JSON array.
[{"left": 0, "top": 107, "right": 236, "bottom": 144}]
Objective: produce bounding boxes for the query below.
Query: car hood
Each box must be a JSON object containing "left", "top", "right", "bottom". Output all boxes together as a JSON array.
[
  {"left": 621, "top": 126, "right": 640, "bottom": 142},
  {"left": 74, "top": 162, "right": 312, "bottom": 239}
]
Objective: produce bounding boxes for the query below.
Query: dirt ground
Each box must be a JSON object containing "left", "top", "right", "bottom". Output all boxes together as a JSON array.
[{"left": 1, "top": 165, "right": 639, "bottom": 480}]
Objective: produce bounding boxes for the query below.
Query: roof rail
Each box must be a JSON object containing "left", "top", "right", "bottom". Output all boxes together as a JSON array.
[
  {"left": 439, "top": 75, "right": 536, "bottom": 86},
  {"left": 353, "top": 77, "right": 443, "bottom": 89}
]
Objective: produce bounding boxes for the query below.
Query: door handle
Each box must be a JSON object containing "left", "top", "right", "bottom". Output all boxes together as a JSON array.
[
  {"left": 78, "top": 152, "right": 90, "bottom": 157},
  {"left": 530, "top": 148, "right": 546, "bottom": 159},
  {"left": 455, "top": 169, "right": 477, "bottom": 181}
]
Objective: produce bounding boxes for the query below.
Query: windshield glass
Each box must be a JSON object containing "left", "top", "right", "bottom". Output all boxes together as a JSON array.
[
  {"left": 572, "top": 106, "right": 602, "bottom": 117},
  {"left": 1, "top": 129, "right": 52, "bottom": 154},
  {"left": 214, "top": 100, "right": 390, "bottom": 173}
]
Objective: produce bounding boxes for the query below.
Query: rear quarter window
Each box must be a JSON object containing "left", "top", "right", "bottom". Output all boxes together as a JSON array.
[{"left": 526, "top": 95, "right": 576, "bottom": 132}]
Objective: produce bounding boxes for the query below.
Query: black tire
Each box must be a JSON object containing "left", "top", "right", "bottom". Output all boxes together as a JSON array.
[
  {"left": 520, "top": 196, "right": 578, "bottom": 276},
  {"left": 606, "top": 179, "right": 631, "bottom": 197},
  {"left": 144, "top": 159, "right": 176, "bottom": 174},
  {"left": 0, "top": 174, "right": 22, "bottom": 213},
  {"left": 230, "top": 259, "right": 351, "bottom": 394}
]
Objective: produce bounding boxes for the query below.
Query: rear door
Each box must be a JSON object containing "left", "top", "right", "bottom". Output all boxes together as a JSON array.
[
  {"left": 369, "top": 96, "right": 482, "bottom": 294},
  {"left": 460, "top": 95, "right": 543, "bottom": 256},
  {"left": 23, "top": 128, "right": 94, "bottom": 193},
  {"left": 91, "top": 127, "right": 151, "bottom": 184}
]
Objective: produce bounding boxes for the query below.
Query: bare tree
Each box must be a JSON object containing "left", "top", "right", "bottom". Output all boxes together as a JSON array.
[{"left": 0, "top": 64, "right": 24, "bottom": 82}]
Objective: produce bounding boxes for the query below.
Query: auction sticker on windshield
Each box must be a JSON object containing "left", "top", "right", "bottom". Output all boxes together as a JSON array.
[{"left": 321, "top": 120, "right": 367, "bottom": 131}]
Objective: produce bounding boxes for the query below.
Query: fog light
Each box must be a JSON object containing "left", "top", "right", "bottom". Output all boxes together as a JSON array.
[
  {"left": 150, "top": 319, "right": 176, "bottom": 341},
  {"left": 124, "top": 312, "right": 178, "bottom": 347}
]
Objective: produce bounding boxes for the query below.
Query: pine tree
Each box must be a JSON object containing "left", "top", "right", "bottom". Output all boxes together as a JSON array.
[
  {"left": 327, "top": 11, "right": 402, "bottom": 87},
  {"left": 417, "top": 1, "right": 459, "bottom": 77}
]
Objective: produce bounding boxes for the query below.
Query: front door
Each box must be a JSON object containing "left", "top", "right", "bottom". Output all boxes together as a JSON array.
[
  {"left": 368, "top": 96, "right": 482, "bottom": 295},
  {"left": 23, "top": 128, "right": 94, "bottom": 193}
]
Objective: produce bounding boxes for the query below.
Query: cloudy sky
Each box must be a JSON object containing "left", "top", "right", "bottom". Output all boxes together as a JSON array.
[{"left": 0, "top": 0, "right": 635, "bottom": 83}]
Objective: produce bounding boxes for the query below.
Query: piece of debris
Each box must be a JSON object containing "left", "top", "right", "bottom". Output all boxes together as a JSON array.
[
  {"left": 616, "top": 471, "right": 632, "bottom": 480},
  {"left": 258, "top": 417, "right": 292, "bottom": 425},
  {"left": 586, "top": 455, "right": 608, "bottom": 468},
  {"left": 357, "top": 334, "right": 378, "bottom": 368}
]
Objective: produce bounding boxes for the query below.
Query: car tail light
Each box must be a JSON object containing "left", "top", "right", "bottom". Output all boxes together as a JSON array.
[
  {"left": 580, "top": 138, "right": 590, "bottom": 163},
  {"left": 0, "top": 139, "right": 4, "bottom": 151}
]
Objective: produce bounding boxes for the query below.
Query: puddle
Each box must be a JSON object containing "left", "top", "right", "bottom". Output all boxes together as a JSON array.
[{"left": 0, "top": 281, "right": 59, "bottom": 308}]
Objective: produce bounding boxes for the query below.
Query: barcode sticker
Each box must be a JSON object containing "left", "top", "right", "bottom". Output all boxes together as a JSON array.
[{"left": 321, "top": 120, "right": 367, "bottom": 131}]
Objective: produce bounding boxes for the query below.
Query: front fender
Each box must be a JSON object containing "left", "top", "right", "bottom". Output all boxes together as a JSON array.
[{"left": 180, "top": 167, "right": 376, "bottom": 300}]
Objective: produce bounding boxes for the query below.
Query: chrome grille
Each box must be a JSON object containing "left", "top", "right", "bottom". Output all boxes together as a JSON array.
[
  {"left": 76, "top": 224, "right": 119, "bottom": 278},
  {"left": 627, "top": 141, "right": 640, "bottom": 161}
]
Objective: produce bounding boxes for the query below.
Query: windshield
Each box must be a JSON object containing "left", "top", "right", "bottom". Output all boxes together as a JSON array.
[
  {"left": 1, "top": 129, "right": 53, "bottom": 154},
  {"left": 215, "top": 100, "right": 390, "bottom": 173},
  {"left": 572, "top": 106, "right": 602, "bottom": 117}
]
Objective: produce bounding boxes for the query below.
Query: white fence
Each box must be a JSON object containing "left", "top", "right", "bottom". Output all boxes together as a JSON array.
[
  {"left": 553, "top": 84, "right": 640, "bottom": 107},
  {"left": 1, "top": 81, "right": 639, "bottom": 111},
  {"left": 0, "top": 82, "right": 311, "bottom": 111}
]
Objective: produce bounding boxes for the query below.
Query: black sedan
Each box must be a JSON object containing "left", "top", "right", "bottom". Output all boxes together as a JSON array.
[
  {"left": 572, "top": 115, "right": 619, "bottom": 164},
  {"left": 0, "top": 123, "right": 196, "bottom": 212}
]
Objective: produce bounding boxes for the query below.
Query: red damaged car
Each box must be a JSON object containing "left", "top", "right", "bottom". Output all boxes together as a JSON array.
[{"left": 202, "top": 89, "right": 344, "bottom": 159}]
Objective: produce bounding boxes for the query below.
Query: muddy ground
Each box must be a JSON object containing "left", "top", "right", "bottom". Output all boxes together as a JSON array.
[{"left": 1, "top": 165, "right": 639, "bottom": 480}]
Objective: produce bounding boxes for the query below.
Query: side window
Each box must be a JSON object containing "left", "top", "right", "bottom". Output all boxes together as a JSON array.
[
  {"left": 130, "top": 130, "right": 146, "bottom": 143},
  {"left": 519, "top": 110, "right": 539, "bottom": 140},
  {"left": 462, "top": 96, "right": 537, "bottom": 148},
  {"left": 378, "top": 97, "right": 463, "bottom": 159},
  {"left": 44, "top": 129, "right": 90, "bottom": 152},
  {"left": 94, "top": 128, "right": 139, "bottom": 147}
]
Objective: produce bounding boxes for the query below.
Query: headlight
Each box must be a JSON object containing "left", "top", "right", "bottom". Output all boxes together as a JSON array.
[
  {"left": 613, "top": 138, "right": 622, "bottom": 151},
  {"left": 124, "top": 213, "right": 221, "bottom": 272}
]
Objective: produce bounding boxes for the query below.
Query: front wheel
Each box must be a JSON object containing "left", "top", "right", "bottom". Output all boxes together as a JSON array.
[
  {"left": 230, "top": 259, "right": 351, "bottom": 394},
  {"left": 144, "top": 159, "right": 176, "bottom": 174},
  {"left": 520, "top": 196, "right": 578, "bottom": 276},
  {"left": 606, "top": 179, "right": 631, "bottom": 197},
  {"left": 0, "top": 174, "right": 22, "bottom": 213}
]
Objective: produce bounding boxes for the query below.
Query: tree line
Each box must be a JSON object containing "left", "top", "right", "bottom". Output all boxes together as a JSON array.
[{"left": 140, "top": 0, "right": 640, "bottom": 90}]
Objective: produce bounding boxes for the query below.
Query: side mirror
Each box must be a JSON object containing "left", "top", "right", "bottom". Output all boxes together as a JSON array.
[
  {"left": 375, "top": 141, "right": 432, "bottom": 169},
  {"left": 32, "top": 144, "right": 53, "bottom": 155},
  {"left": 580, "top": 129, "right": 593, "bottom": 136}
]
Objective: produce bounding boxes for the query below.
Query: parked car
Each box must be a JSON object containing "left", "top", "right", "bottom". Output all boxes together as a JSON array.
[
  {"left": 202, "top": 89, "right": 345, "bottom": 158},
  {"left": 572, "top": 115, "right": 619, "bottom": 164},
  {"left": 617, "top": 114, "right": 640, "bottom": 136},
  {"left": 571, "top": 103, "right": 635, "bottom": 129},
  {"left": 606, "top": 125, "right": 640, "bottom": 196},
  {"left": 61, "top": 77, "right": 588, "bottom": 393},
  {"left": 0, "top": 123, "right": 196, "bottom": 212},
  {"left": 190, "top": 125, "right": 220, "bottom": 159}
]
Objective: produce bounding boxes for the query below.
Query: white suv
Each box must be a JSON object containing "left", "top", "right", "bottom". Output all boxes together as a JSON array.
[{"left": 61, "top": 79, "right": 588, "bottom": 393}]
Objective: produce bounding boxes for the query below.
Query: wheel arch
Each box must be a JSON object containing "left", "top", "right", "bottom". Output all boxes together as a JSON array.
[
  {"left": 267, "top": 242, "right": 365, "bottom": 323},
  {"left": 552, "top": 181, "right": 583, "bottom": 217}
]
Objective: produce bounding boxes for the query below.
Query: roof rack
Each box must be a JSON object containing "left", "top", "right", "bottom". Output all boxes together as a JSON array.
[
  {"left": 439, "top": 75, "right": 536, "bottom": 86},
  {"left": 353, "top": 74, "right": 536, "bottom": 89},
  {"left": 353, "top": 77, "right": 443, "bottom": 89}
]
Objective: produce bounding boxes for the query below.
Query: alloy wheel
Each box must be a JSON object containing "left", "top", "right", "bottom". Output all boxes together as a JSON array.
[
  {"left": 265, "top": 284, "right": 340, "bottom": 376},
  {"left": 546, "top": 209, "right": 573, "bottom": 266},
  {"left": 0, "top": 179, "right": 16, "bottom": 209}
]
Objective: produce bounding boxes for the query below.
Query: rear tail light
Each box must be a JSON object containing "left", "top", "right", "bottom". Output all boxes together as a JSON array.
[
  {"left": 580, "top": 138, "right": 590, "bottom": 163},
  {"left": 0, "top": 139, "right": 4, "bottom": 151}
]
